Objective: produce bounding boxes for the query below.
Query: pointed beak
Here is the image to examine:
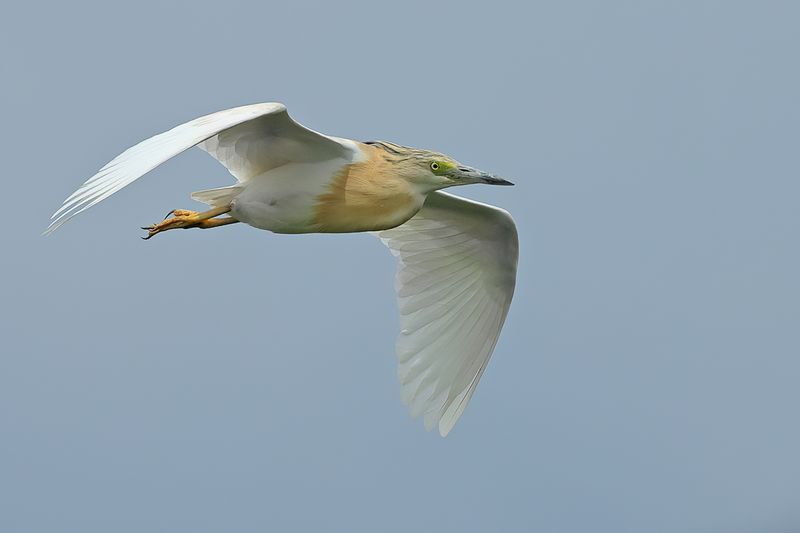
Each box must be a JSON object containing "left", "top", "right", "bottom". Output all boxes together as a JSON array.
[{"left": 452, "top": 166, "right": 514, "bottom": 186}]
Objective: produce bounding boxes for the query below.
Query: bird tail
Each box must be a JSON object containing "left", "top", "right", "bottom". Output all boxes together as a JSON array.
[{"left": 190, "top": 185, "right": 243, "bottom": 207}]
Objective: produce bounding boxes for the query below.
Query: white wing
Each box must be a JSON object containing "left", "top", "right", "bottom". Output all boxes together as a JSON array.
[
  {"left": 46, "top": 102, "right": 349, "bottom": 234},
  {"left": 379, "top": 191, "right": 518, "bottom": 436}
]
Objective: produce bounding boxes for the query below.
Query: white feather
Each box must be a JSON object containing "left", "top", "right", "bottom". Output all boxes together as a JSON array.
[
  {"left": 379, "top": 191, "right": 518, "bottom": 436},
  {"left": 45, "top": 102, "right": 348, "bottom": 234}
]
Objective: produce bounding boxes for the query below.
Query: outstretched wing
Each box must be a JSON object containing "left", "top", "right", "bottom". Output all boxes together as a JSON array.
[
  {"left": 46, "top": 102, "right": 350, "bottom": 234},
  {"left": 379, "top": 191, "right": 518, "bottom": 436}
]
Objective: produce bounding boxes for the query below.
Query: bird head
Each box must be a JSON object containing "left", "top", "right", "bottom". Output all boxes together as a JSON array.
[{"left": 366, "top": 141, "right": 514, "bottom": 193}]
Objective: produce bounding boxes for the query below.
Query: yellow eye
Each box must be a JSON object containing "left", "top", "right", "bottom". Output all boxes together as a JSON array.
[{"left": 430, "top": 162, "right": 440, "bottom": 171}]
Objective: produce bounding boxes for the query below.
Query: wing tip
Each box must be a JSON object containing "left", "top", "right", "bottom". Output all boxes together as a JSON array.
[{"left": 42, "top": 216, "right": 65, "bottom": 236}]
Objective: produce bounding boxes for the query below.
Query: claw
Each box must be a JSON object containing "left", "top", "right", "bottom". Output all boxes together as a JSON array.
[{"left": 141, "top": 226, "right": 156, "bottom": 239}]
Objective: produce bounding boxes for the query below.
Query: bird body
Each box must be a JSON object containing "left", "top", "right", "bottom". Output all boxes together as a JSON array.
[
  {"left": 47, "top": 103, "right": 518, "bottom": 436},
  {"left": 226, "top": 142, "right": 425, "bottom": 234}
]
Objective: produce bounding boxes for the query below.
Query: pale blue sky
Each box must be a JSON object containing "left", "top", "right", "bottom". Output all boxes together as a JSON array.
[{"left": 2, "top": 1, "right": 799, "bottom": 532}]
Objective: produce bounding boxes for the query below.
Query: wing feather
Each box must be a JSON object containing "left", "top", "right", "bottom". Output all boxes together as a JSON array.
[
  {"left": 379, "top": 191, "right": 518, "bottom": 436},
  {"left": 46, "top": 102, "right": 348, "bottom": 234}
]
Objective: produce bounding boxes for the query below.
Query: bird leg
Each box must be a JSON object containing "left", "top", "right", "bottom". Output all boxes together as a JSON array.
[{"left": 141, "top": 205, "right": 239, "bottom": 239}]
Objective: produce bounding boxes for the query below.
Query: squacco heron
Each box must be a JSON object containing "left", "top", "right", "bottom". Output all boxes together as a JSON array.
[{"left": 46, "top": 103, "right": 518, "bottom": 436}]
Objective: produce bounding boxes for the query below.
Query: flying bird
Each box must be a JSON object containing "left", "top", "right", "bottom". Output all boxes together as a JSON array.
[{"left": 46, "top": 103, "right": 518, "bottom": 436}]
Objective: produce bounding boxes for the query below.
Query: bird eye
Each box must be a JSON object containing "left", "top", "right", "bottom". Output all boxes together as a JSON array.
[{"left": 430, "top": 162, "right": 440, "bottom": 171}]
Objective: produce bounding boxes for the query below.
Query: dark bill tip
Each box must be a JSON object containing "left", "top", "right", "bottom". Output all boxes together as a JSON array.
[{"left": 481, "top": 175, "right": 515, "bottom": 186}]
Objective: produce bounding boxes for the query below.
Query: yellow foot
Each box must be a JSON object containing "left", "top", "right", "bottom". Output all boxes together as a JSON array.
[
  {"left": 141, "top": 206, "right": 237, "bottom": 239},
  {"left": 141, "top": 209, "right": 202, "bottom": 239}
]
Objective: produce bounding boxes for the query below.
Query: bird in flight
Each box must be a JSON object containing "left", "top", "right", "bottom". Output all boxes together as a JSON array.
[{"left": 46, "top": 103, "right": 518, "bottom": 436}]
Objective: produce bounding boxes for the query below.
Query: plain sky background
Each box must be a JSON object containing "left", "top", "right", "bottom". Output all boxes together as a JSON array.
[{"left": 2, "top": 1, "right": 799, "bottom": 532}]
